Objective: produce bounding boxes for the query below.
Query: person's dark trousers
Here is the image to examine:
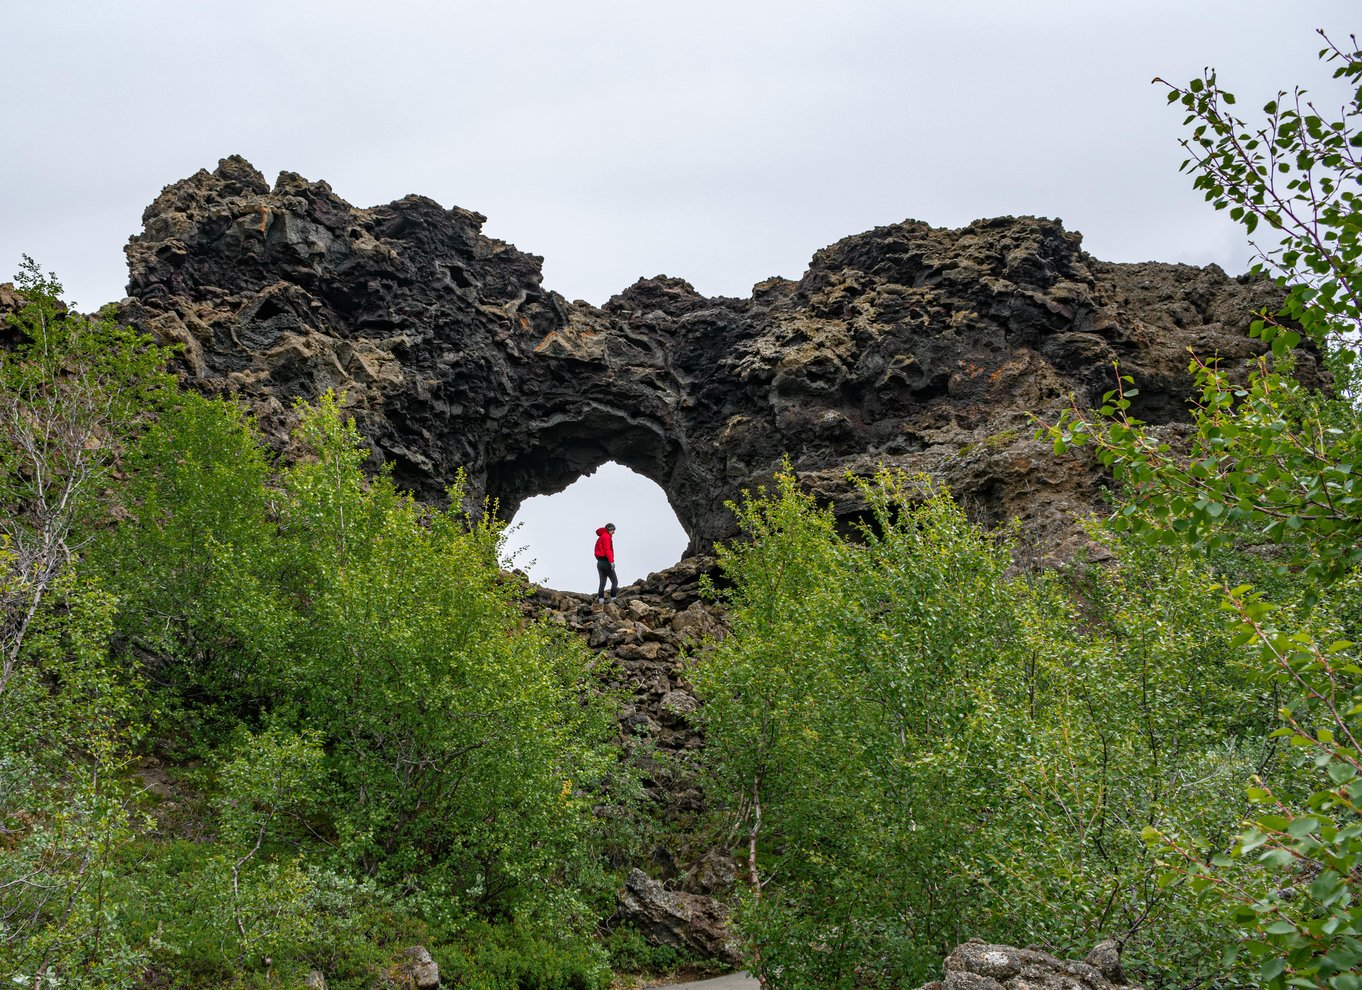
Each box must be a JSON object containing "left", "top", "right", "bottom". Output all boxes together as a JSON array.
[{"left": 596, "top": 556, "right": 618, "bottom": 600}]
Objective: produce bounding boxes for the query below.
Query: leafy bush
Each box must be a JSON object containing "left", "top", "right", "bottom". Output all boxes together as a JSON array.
[
  {"left": 275, "top": 397, "right": 618, "bottom": 922},
  {"left": 437, "top": 920, "right": 610, "bottom": 990},
  {"left": 0, "top": 271, "right": 625, "bottom": 984},
  {"left": 603, "top": 923, "right": 688, "bottom": 974},
  {"left": 1044, "top": 31, "right": 1362, "bottom": 990},
  {"left": 1145, "top": 580, "right": 1362, "bottom": 990},
  {"left": 1, "top": 260, "right": 172, "bottom": 988},
  {"left": 126, "top": 837, "right": 413, "bottom": 989},
  {"left": 91, "top": 389, "right": 621, "bottom": 958},
  {"left": 693, "top": 469, "right": 1285, "bottom": 988}
]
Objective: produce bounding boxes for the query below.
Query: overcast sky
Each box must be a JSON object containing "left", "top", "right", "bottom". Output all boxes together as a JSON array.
[{"left": 2, "top": 1, "right": 1355, "bottom": 589}]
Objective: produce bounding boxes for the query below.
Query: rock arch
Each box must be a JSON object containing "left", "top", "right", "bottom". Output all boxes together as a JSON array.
[{"left": 118, "top": 157, "right": 1313, "bottom": 563}]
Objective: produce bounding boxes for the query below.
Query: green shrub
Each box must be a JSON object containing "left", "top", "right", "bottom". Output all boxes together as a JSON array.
[
  {"left": 125, "top": 837, "right": 417, "bottom": 989},
  {"left": 694, "top": 469, "right": 1285, "bottom": 988},
  {"left": 81, "top": 389, "right": 622, "bottom": 982},
  {"left": 437, "top": 921, "right": 610, "bottom": 990},
  {"left": 603, "top": 924, "right": 694, "bottom": 975},
  {"left": 1045, "top": 31, "right": 1362, "bottom": 990}
]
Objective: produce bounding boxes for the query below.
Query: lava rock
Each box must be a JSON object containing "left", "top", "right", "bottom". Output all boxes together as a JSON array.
[
  {"left": 617, "top": 868, "right": 741, "bottom": 965},
  {"left": 118, "top": 157, "right": 1321, "bottom": 565},
  {"left": 915, "top": 939, "right": 1142, "bottom": 990},
  {"left": 399, "top": 946, "right": 440, "bottom": 989}
]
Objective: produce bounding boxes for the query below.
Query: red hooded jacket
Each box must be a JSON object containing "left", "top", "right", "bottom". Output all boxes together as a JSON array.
[{"left": 594, "top": 527, "right": 615, "bottom": 563}]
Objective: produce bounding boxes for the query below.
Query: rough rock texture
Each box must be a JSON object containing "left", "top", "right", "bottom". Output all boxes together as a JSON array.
[
  {"left": 915, "top": 939, "right": 1140, "bottom": 990},
  {"left": 616, "top": 868, "right": 742, "bottom": 965},
  {"left": 117, "top": 156, "right": 1315, "bottom": 561},
  {"left": 397, "top": 946, "right": 440, "bottom": 990}
]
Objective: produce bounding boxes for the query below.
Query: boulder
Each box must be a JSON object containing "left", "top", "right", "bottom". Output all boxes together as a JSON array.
[
  {"left": 916, "top": 939, "right": 1141, "bottom": 990},
  {"left": 680, "top": 849, "right": 738, "bottom": 895},
  {"left": 400, "top": 946, "right": 440, "bottom": 990},
  {"left": 617, "top": 867, "right": 741, "bottom": 965},
  {"left": 659, "top": 689, "right": 700, "bottom": 726},
  {"left": 1085, "top": 940, "right": 1127, "bottom": 984}
]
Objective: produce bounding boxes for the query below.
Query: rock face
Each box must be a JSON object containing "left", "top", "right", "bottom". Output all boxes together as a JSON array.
[
  {"left": 915, "top": 940, "right": 1140, "bottom": 990},
  {"left": 118, "top": 156, "right": 1308, "bottom": 561},
  {"left": 398, "top": 946, "right": 440, "bottom": 990}
]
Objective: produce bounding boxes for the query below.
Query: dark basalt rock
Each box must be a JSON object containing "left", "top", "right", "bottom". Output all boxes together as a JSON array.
[
  {"left": 519, "top": 555, "right": 721, "bottom": 844},
  {"left": 118, "top": 156, "right": 1313, "bottom": 561}
]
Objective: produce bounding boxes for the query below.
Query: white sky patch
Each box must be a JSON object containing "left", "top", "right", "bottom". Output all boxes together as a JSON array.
[{"left": 503, "top": 462, "right": 689, "bottom": 592}]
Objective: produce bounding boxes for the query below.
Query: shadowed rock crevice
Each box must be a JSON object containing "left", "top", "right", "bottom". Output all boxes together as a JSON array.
[{"left": 118, "top": 156, "right": 1319, "bottom": 560}]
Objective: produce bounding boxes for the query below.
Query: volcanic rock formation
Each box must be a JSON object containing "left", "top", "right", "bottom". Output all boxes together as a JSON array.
[{"left": 118, "top": 156, "right": 1301, "bottom": 562}]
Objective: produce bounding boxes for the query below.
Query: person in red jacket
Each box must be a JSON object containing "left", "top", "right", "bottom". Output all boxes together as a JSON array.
[{"left": 594, "top": 523, "right": 618, "bottom": 604}]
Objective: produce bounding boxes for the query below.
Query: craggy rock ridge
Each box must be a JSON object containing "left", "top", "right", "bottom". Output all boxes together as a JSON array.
[{"left": 118, "top": 156, "right": 1307, "bottom": 561}]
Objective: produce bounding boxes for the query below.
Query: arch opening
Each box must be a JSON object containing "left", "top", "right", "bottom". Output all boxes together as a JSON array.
[
  {"left": 484, "top": 411, "right": 681, "bottom": 510},
  {"left": 502, "top": 462, "right": 689, "bottom": 592}
]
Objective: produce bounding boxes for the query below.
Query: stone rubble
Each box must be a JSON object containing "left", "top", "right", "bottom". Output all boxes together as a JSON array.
[{"left": 520, "top": 555, "right": 725, "bottom": 830}]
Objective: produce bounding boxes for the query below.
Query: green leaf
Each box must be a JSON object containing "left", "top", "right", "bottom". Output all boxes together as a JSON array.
[
  {"left": 1286, "top": 816, "right": 1320, "bottom": 838},
  {"left": 1328, "top": 763, "right": 1357, "bottom": 784},
  {"left": 1261, "top": 848, "right": 1295, "bottom": 868}
]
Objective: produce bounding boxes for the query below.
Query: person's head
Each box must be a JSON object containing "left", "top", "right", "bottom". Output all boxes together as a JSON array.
[{"left": 605, "top": 523, "right": 616, "bottom": 534}]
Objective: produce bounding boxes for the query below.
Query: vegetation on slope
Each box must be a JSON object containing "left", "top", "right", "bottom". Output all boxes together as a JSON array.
[{"left": 1, "top": 275, "right": 623, "bottom": 987}]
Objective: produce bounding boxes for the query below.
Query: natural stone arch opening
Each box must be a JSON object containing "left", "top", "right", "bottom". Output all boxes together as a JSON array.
[
  {"left": 486, "top": 415, "right": 694, "bottom": 590},
  {"left": 484, "top": 414, "right": 684, "bottom": 525},
  {"left": 503, "top": 462, "right": 689, "bottom": 591}
]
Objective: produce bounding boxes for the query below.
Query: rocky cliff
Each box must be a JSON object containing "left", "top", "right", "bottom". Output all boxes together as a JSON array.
[{"left": 117, "top": 156, "right": 1304, "bottom": 563}]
